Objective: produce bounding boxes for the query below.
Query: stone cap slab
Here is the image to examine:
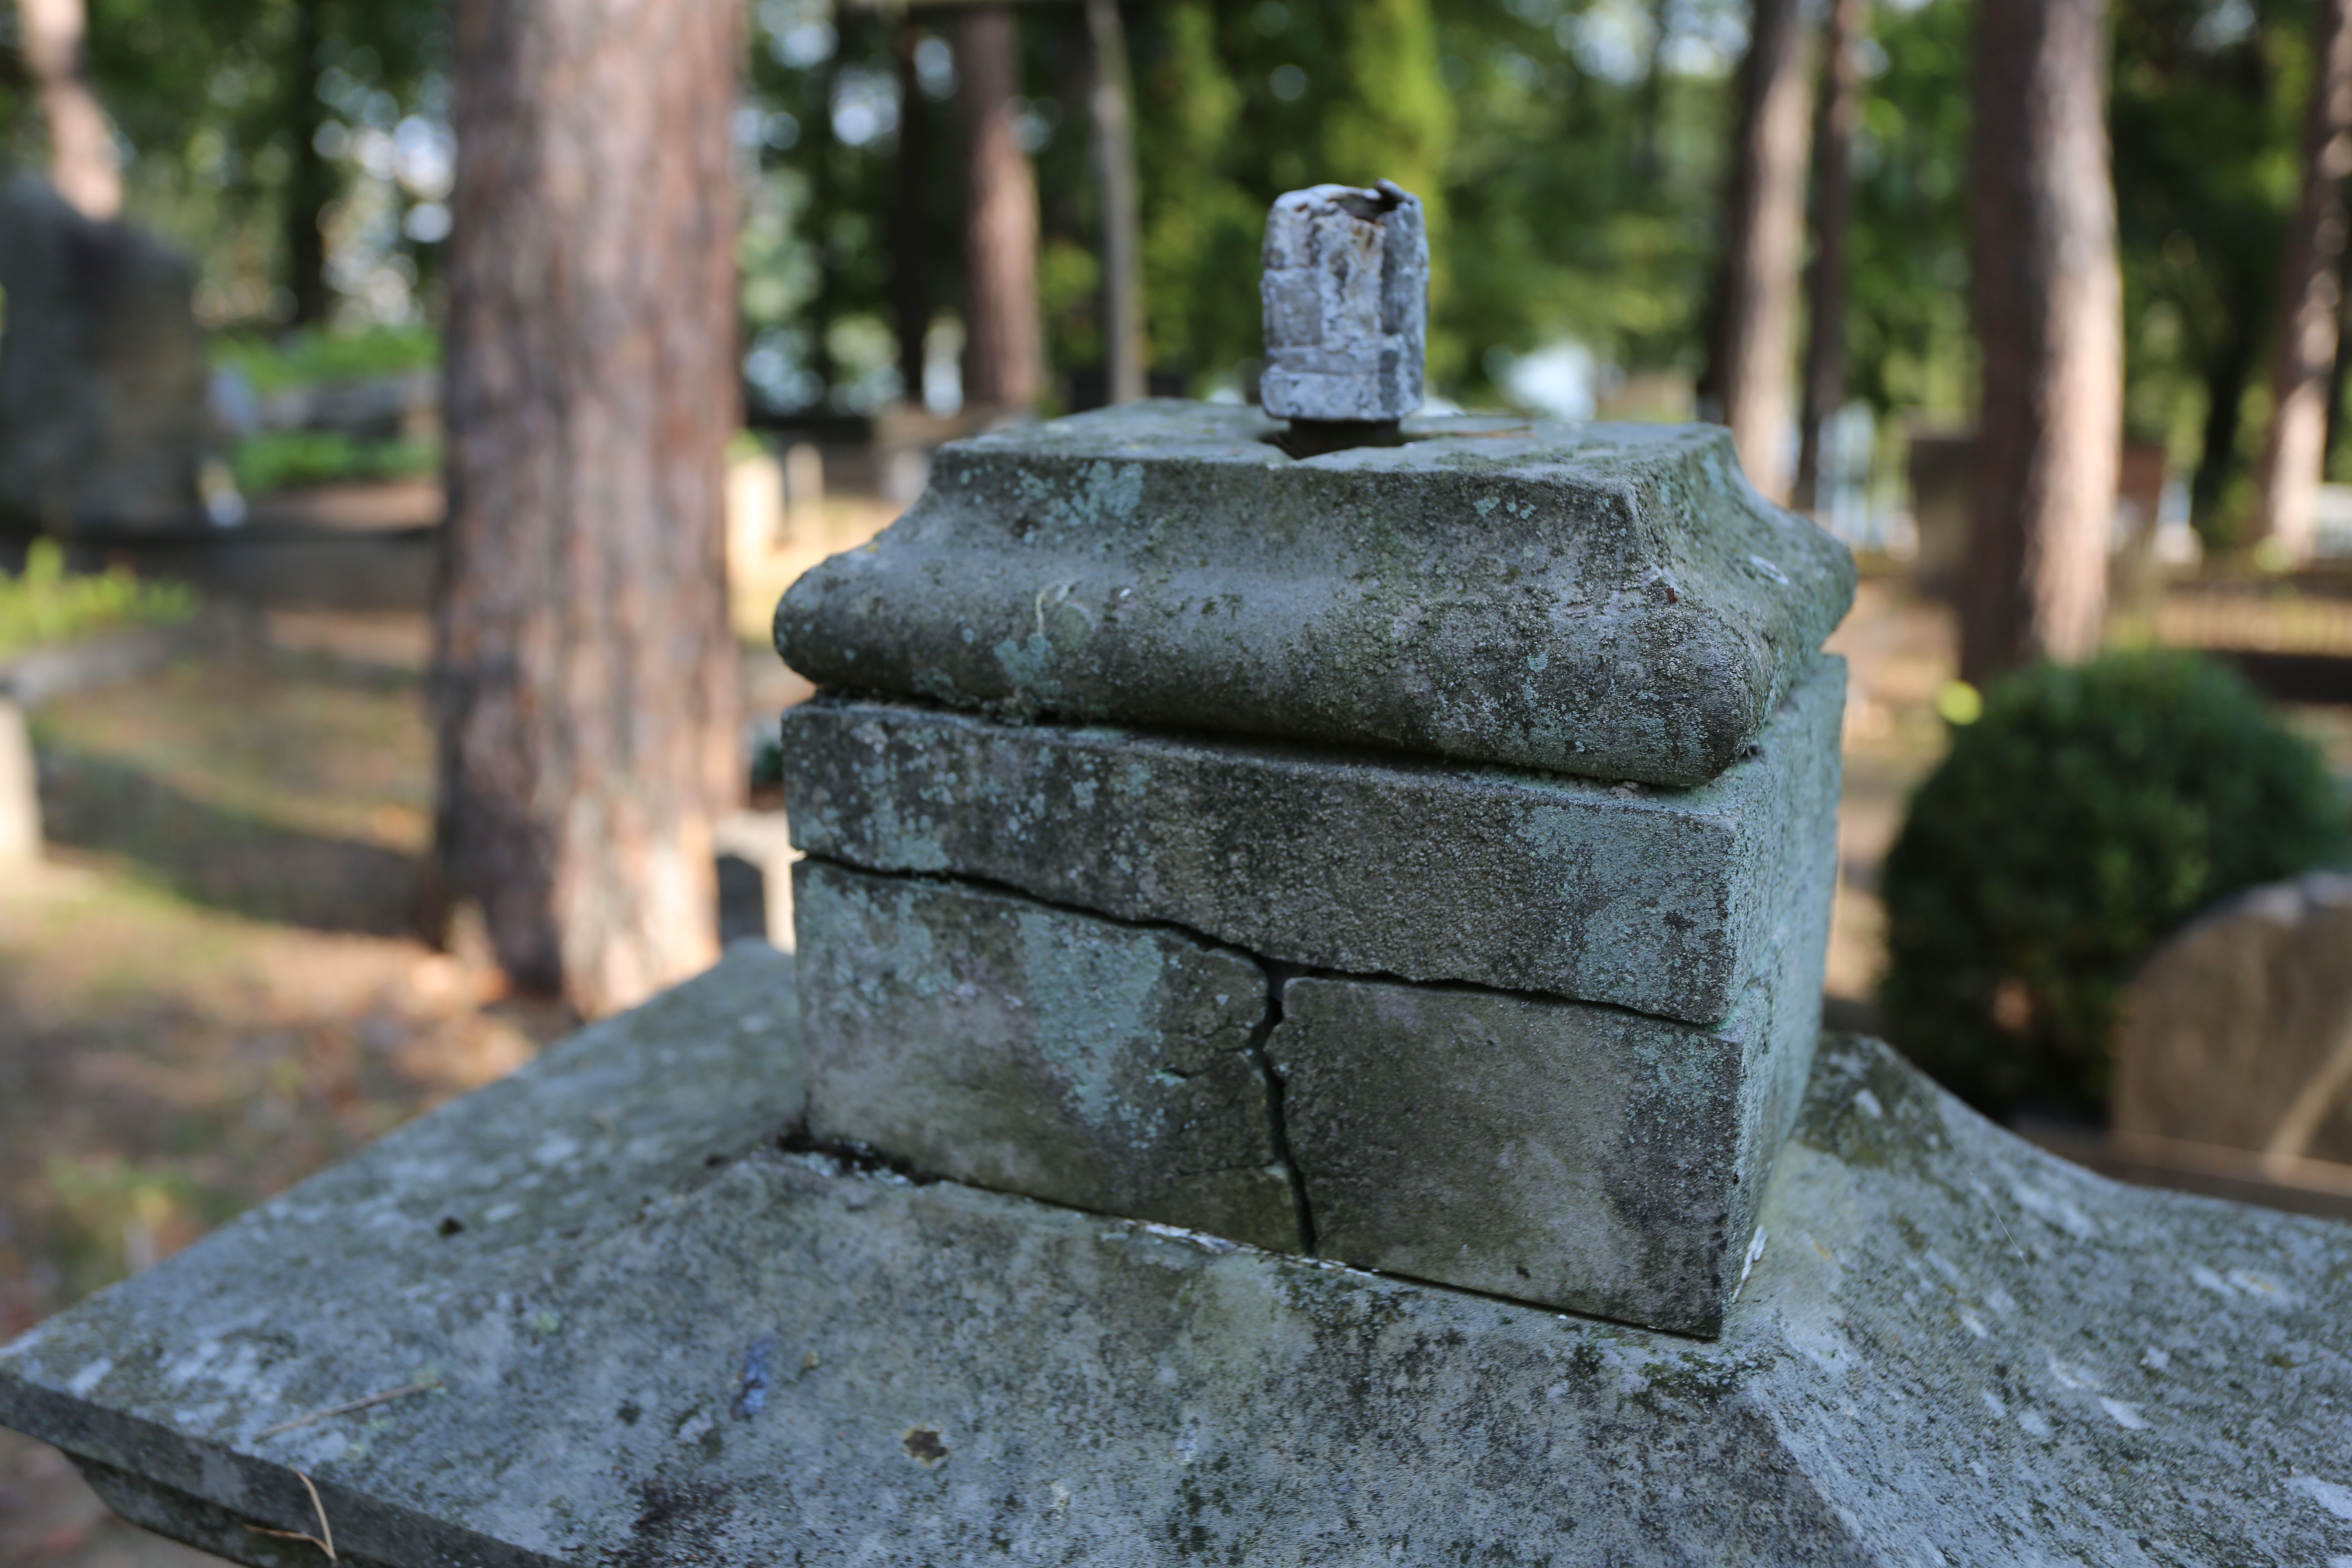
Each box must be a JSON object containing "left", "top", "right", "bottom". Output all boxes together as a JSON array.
[
  {"left": 776, "top": 401, "right": 1856, "bottom": 787},
  {"left": 11, "top": 954, "right": 2352, "bottom": 1563}
]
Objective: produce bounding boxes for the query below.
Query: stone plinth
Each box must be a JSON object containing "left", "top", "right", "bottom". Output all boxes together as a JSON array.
[
  {"left": 8, "top": 950, "right": 2352, "bottom": 1565},
  {"left": 774, "top": 401, "right": 1855, "bottom": 789},
  {"left": 779, "top": 655, "right": 1842, "bottom": 1026}
]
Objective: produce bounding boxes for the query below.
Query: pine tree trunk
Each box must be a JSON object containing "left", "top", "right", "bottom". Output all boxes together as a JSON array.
[
  {"left": 19, "top": 0, "right": 120, "bottom": 220},
  {"left": 956, "top": 5, "right": 1044, "bottom": 412},
  {"left": 1793, "top": 0, "right": 1865, "bottom": 515},
  {"left": 893, "top": 19, "right": 933, "bottom": 403},
  {"left": 1962, "top": 0, "right": 2121, "bottom": 682},
  {"left": 280, "top": 0, "right": 335, "bottom": 326},
  {"left": 1707, "top": 0, "right": 1812, "bottom": 504},
  {"left": 435, "top": 0, "right": 744, "bottom": 1017},
  {"left": 2252, "top": 0, "right": 2352, "bottom": 560},
  {"left": 1087, "top": 0, "right": 1145, "bottom": 404}
]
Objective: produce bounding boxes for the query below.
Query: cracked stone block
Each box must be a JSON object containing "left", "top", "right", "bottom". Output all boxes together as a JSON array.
[
  {"left": 775, "top": 401, "right": 1854, "bottom": 787},
  {"left": 1265, "top": 839, "right": 1833, "bottom": 1335},
  {"left": 777, "top": 655, "right": 1842, "bottom": 1026},
  {"left": 793, "top": 858, "right": 1303, "bottom": 1252},
  {"left": 1258, "top": 181, "right": 1427, "bottom": 423}
]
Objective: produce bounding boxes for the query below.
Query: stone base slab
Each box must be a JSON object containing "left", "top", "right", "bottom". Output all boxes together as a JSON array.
[
  {"left": 9, "top": 948, "right": 2352, "bottom": 1564},
  {"left": 780, "top": 654, "right": 1844, "bottom": 1026}
]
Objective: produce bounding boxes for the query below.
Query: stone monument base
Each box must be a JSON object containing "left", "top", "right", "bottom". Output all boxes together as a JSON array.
[{"left": 4, "top": 945, "right": 2351, "bottom": 1563}]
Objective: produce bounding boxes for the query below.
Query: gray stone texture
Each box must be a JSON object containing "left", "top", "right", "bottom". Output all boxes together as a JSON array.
[
  {"left": 2115, "top": 871, "right": 2352, "bottom": 1163},
  {"left": 794, "top": 858, "right": 1303, "bottom": 1251},
  {"left": 1268, "top": 963, "right": 1814, "bottom": 1336},
  {"left": 10, "top": 951, "right": 2352, "bottom": 1564},
  {"left": 773, "top": 400, "right": 1857, "bottom": 787},
  {"left": 1258, "top": 181, "right": 1428, "bottom": 423},
  {"left": 778, "top": 653, "right": 1844, "bottom": 1026},
  {"left": 794, "top": 826, "right": 1831, "bottom": 1330},
  {"left": 0, "top": 175, "right": 208, "bottom": 533}
]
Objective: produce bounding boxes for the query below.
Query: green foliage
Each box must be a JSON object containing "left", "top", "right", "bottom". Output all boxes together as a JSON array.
[
  {"left": 212, "top": 323, "right": 440, "bottom": 396},
  {"left": 1881, "top": 652, "right": 2348, "bottom": 1120},
  {"left": 229, "top": 430, "right": 439, "bottom": 495},
  {"left": 0, "top": 541, "right": 199, "bottom": 662}
]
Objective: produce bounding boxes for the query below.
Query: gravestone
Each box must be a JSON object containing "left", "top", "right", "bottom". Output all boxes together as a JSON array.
[
  {"left": 6, "top": 182, "right": 2352, "bottom": 1564},
  {"left": 2115, "top": 871, "right": 2352, "bottom": 1165},
  {"left": 0, "top": 176, "right": 209, "bottom": 534}
]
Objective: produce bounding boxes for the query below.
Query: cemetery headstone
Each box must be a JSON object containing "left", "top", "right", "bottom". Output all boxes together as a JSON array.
[
  {"left": 2115, "top": 871, "right": 2352, "bottom": 1165},
  {"left": 0, "top": 176, "right": 209, "bottom": 534}
]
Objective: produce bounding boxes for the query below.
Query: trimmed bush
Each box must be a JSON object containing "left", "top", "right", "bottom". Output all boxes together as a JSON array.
[{"left": 1880, "top": 650, "right": 2347, "bottom": 1119}]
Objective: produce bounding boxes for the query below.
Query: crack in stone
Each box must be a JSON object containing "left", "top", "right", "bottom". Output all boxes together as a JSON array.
[{"left": 1245, "top": 960, "right": 1317, "bottom": 1254}]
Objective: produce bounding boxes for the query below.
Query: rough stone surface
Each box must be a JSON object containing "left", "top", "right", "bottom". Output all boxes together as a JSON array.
[
  {"left": 1258, "top": 181, "right": 1427, "bottom": 423},
  {"left": 2116, "top": 871, "right": 2352, "bottom": 1163},
  {"left": 9, "top": 957, "right": 2352, "bottom": 1564},
  {"left": 794, "top": 859, "right": 1303, "bottom": 1251},
  {"left": 0, "top": 175, "right": 208, "bottom": 533},
  {"left": 774, "top": 401, "right": 1857, "bottom": 787},
  {"left": 778, "top": 655, "right": 1843, "bottom": 1025},
  {"left": 1267, "top": 895, "right": 1827, "bottom": 1337},
  {"left": 793, "top": 835, "right": 1830, "bottom": 1330}
]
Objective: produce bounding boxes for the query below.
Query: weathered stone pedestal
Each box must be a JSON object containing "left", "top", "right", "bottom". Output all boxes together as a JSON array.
[
  {"left": 775, "top": 399, "right": 1852, "bottom": 1336},
  {"left": 7, "top": 945, "right": 2352, "bottom": 1565}
]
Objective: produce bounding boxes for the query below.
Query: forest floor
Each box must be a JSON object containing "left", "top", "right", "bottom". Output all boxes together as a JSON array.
[{"left": 2, "top": 572, "right": 2342, "bottom": 1564}]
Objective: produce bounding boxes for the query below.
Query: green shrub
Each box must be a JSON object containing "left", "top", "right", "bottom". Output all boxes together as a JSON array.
[
  {"left": 229, "top": 430, "right": 440, "bottom": 496},
  {"left": 210, "top": 325, "right": 440, "bottom": 397},
  {"left": 1880, "top": 650, "right": 2347, "bottom": 1120},
  {"left": 0, "top": 541, "right": 199, "bottom": 662}
]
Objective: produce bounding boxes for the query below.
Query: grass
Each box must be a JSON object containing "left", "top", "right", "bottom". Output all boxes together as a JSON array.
[
  {"left": 229, "top": 430, "right": 441, "bottom": 496},
  {"left": 0, "top": 541, "right": 199, "bottom": 663},
  {"left": 210, "top": 324, "right": 440, "bottom": 398}
]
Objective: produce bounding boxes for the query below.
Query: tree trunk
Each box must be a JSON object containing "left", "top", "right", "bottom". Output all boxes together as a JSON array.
[
  {"left": 1793, "top": 0, "right": 1865, "bottom": 515},
  {"left": 2252, "top": 0, "right": 2352, "bottom": 560},
  {"left": 1962, "top": 0, "right": 2121, "bottom": 683},
  {"left": 19, "top": 0, "right": 120, "bottom": 220},
  {"left": 435, "top": 0, "right": 744, "bottom": 1018},
  {"left": 1087, "top": 0, "right": 1144, "bottom": 403},
  {"left": 893, "top": 20, "right": 932, "bottom": 403},
  {"left": 2321, "top": 235, "right": 2352, "bottom": 475},
  {"left": 2191, "top": 315, "right": 2256, "bottom": 541},
  {"left": 1707, "top": 0, "right": 1812, "bottom": 503},
  {"left": 956, "top": 5, "right": 1044, "bottom": 412},
  {"left": 280, "top": 0, "right": 335, "bottom": 326}
]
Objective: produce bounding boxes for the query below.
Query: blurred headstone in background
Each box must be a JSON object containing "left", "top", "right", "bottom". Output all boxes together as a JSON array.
[
  {"left": 0, "top": 176, "right": 209, "bottom": 535},
  {"left": 2114, "top": 871, "right": 2352, "bottom": 1169},
  {"left": 1907, "top": 428, "right": 2182, "bottom": 615}
]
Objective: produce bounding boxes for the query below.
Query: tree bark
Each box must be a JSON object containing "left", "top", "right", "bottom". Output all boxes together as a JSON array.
[
  {"left": 1087, "top": 0, "right": 1144, "bottom": 403},
  {"left": 2252, "top": 0, "right": 2352, "bottom": 559},
  {"left": 893, "top": 20, "right": 932, "bottom": 403},
  {"left": 280, "top": 0, "right": 335, "bottom": 325},
  {"left": 19, "top": 0, "right": 120, "bottom": 220},
  {"left": 956, "top": 5, "right": 1044, "bottom": 412},
  {"left": 1793, "top": 0, "right": 1865, "bottom": 515},
  {"left": 2190, "top": 315, "right": 2256, "bottom": 540},
  {"left": 1706, "top": 0, "right": 1812, "bottom": 504},
  {"left": 1963, "top": 0, "right": 2122, "bottom": 682},
  {"left": 436, "top": 0, "right": 744, "bottom": 1017}
]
